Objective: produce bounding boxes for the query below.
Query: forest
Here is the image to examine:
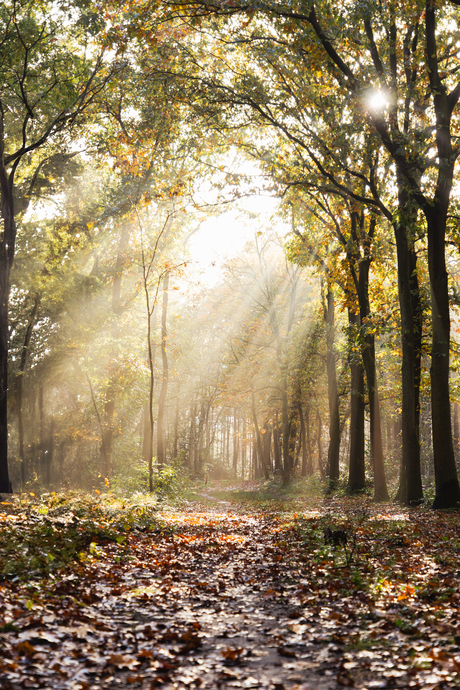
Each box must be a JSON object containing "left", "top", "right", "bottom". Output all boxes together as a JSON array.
[
  {"left": 2, "top": 1, "right": 460, "bottom": 688},
  {"left": 3, "top": 0, "right": 460, "bottom": 509}
]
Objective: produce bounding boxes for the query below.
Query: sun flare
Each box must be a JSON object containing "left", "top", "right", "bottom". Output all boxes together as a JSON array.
[{"left": 367, "top": 90, "right": 388, "bottom": 112}]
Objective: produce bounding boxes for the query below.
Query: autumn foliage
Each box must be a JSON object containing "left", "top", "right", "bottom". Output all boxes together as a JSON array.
[{"left": 0, "top": 486, "right": 460, "bottom": 688}]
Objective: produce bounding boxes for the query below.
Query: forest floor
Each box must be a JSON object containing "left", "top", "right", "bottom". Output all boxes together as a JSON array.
[{"left": 0, "top": 482, "right": 460, "bottom": 689}]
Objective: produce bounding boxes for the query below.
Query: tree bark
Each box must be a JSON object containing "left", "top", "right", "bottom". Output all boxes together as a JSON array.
[
  {"left": 0, "top": 141, "right": 15, "bottom": 492},
  {"left": 251, "top": 388, "right": 269, "bottom": 479},
  {"left": 426, "top": 207, "right": 460, "bottom": 507},
  {"left": 157, "top": 271, "right": 169, "bottom": 468},
  {"left": 273, "top": 414, "right": 281, "bottom": 472},
  {"left": 101, "top": 399, "right": 114, "bottom": 479},
  {"left": 17, "top": 294, "right": 40, "bottom": 488},
  {"left": 393, "top": 188, "right": 423, "bottom": 504},
  {"left": 351, "top": 214, "right": 389, "bottom": 501},
  {"left": 241, "top": 415, "right": 246, "bottom": 480},
  {"left": 189, "top": 405, "right": 196, "bottom": 475},
  {"left": 298, "top": 400, "right": 308, "bottom": 478},
  {"left": 281, "top": 375, "right": 291, "bottom": 485},
  {"left": 316, "top": 410, "right": 325, "bottom": 479},
  {"left": 101, "top": 224, "right": 132, "bottom": 480},
  {"left": 233, "top": 410, "right": 239, "bottom": 477},
  {"left": 324, "top": 285, "right": 340, "bottom": 483},
  {"left": 347, "top": 311, "right": 366, "bottom": 492}
]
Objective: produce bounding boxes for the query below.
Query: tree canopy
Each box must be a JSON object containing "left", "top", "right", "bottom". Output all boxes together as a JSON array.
[{"left": 1, "top": 0, "right": 460, "bottom": 510}]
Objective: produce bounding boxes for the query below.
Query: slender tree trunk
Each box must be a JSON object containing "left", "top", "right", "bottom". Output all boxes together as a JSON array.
[
  {"left": 426, "top": 207, "right": 460, "bottom": 507},
  {"left": 357, "top": 244, "right": 389, "bottom": 501},
  {"left": 306, "top": 405, "right": 313, "bottom": 476},
  {"left": 393, "top": 185, "right": 423, "bottom": 504},
  {"left": 233, "top": 410, "right": 239, "bottom": 477},
  {"left": 0, "top": 274, "right": 9, "bottom": 492},
  {"left": 157, "top": 271, "right": 169, "bottom": 468},
  {"left": 281, "top": 375, "right": 290, "bottom": 485},
  {"left": 324, "top": 286, "right": 340, "bottom": 482},
  {"left": 101, "top": 224, "right": 131, "bottom": 480},
  {"left": 147, "top": 308, "right": 155, "bottom": 491},
  {"left": 263, "top": 423, "right": 272, "bottom": 474},
  {"left": 196, "top": 402, "right": 207, "bottom": 475},
  {"left": 143, "top": 403, "right": 150, "bottom": 465},
  {"left": 189, "top": 405, "right": 196, "bottom": 475},
  {"left": 144, "top": 300, "right": 158, "bottom": 492},
  {"left": 316, "top": 410, "right": 325, "bottom": 479},
  {"left": 252, "top": 438, "right": 258, "bottom": 479},
  {"left": 273, "top": 413, "right": 281, "bottom": 471},
  {"left": 242, "top": 415, "right": 246, "bottom": 480},
  {"left": 226, "top": 416, "right": 230, "bottom": 468},
  {"left": 347, "top": 310, "right": 366, "bottom": 492},
  {"left": 38, "top": 385, "right": 46, "bottom": 484},
  {"left": 17, "top": 294, "right": 40, "bottom": 488},
  {"left": 298, "top": 400, "right": 307, "bottom": 478},
  {"left": 454, "top": 403, "right": 459, "bottom": 463},
  {"left": 101, "top": 399, "right": 114, "bottom": 478},
  {"left": 0, "top": 154, "right": 15, "bottom": 493},
  {"left": 251, "top": 388, "right": 269, "bottom": 479},
  {"left": 173, "top": 400, "right": 179, "bottom": 460},
  {"left": 45, "top": 419, "right": 54, "bottom": 488}
]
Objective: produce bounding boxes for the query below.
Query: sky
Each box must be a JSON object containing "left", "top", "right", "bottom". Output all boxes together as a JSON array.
[{"left": 187, "top": 194, "right": 286, "bottom": 286}]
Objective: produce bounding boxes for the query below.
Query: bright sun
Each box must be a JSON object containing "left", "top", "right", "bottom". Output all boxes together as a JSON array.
[{"left": 367, "top": 90, "right": 388, "bottom": 112}]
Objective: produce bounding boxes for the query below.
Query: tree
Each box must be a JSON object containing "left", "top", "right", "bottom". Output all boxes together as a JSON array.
[
  {"left": 150, "top": 0, "right": 457, "bottom": 505},
  {"left": 0, "top": 0, "right": 116, "bottom": 491}
]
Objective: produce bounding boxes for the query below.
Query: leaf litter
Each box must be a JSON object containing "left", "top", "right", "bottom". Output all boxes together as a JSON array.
[{"left": 0, "top": 491, "right": 459, "bottom": 689}]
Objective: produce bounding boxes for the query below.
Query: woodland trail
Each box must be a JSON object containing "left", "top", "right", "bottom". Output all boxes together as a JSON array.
[{"left": 1, "top": 492, "right": 460, "bottom": 689}]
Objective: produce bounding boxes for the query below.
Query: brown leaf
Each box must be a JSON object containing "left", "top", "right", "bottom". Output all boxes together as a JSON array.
[
  {"left": 277, "top": 646, "right": 297, "bottom": 658},
  {"left": 16, "top": 641, "right": 36, "bottom": 656},
  {"left": 180, "top": 629, "right": 202, "bottom": 650},
  {"left": 337, "top": 670, "right": 355, "bottom": 687},
  {"left": 138, "top": 649, "right": 155, "bottom": 660},
  {"left": 104, "top": 653, "right": 139, "bottom": 669},
  {"left": 221, "top": 646, "right": 244, "bottom": 660}
]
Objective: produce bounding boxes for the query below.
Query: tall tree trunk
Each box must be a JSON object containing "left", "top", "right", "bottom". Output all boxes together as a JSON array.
[
  {"left": 0, "top": 152, "right": 15, "bottom": 493},
  {"left": 324, "top": 285, "right": 340, "bottom": 483},
  {"left": 356, "top": 229, "right": 389, "bottom": 502},
  {"left": 226, "top": 416, "right": 230, "bottom": 469},
  {"left": 454, "top": 403, "right": 459, "bottom": 463},
  {"left": 103, "top": 225, "right": 131, "bottom": 479},
  {"left": 173, "top": 399, "right": 179, "bottom": 460},
  {"left": 17, "top": 294, "right": 40, "bottom": 488},
  {"left": 251, "top": 388, "right": 269, "bottom": 479},
  {"left": 189, "top": 405, "right": 196, "bottom": 476},
  {"left": 263, "top": 422, "right": 272, "bottom": 474},
  {"left": 347, "top": 310, "right": 366, "bottom": 492},
  {"left": 145, "top": 303, "right": 158, "bottom": 492},
  {"left": 281, "top": 375, "right": 291, "bottom": 485},
  {"left": 242, "top": 415, "right": 246, "bottom": 480},
  {"left": 393, "top": 184, "right": 423, "bottom": 505},
  {"left": 298, "top": 400, "right": 307, "bottom": 478},
  {"left": 101, "top": 399, "right": 114, "bottom": 479},
  {"left": 316, "top": 410, "right": 324, "bottom": 479},
  {"left": 273, "top": 413, "right": 281, "bottom": 471},
  {"left": 196, "top": 402, "right": 207, "bottom": 475},
  {"left": 143, "top": 403, "right": 150, "bottom": 466},
  {"left": 157, "top": 271, "right": 169, "bottom": 468},
  {"left": 233, "top": 410, "right": 239, "bottom": 477},
  {"left": 306, "top": 405, "right": 313, "bottom": 476},
  {"left": 426, "top": 206, "right": 460, "bottom": 507}
]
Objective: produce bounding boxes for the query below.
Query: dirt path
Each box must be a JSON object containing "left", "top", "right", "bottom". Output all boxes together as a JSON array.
[{"left": 0, "top": 498, "right": 458, "bottom": 689}]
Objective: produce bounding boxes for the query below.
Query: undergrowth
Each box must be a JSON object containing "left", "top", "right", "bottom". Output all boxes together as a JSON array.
[{"left": 0, "top": 491, "right": 163, "bottom": 580}]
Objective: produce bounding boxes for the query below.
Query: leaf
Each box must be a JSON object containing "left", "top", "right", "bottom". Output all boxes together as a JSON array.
[{"left": 221, "top": 646, "right": 244, "bottom": 661}]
